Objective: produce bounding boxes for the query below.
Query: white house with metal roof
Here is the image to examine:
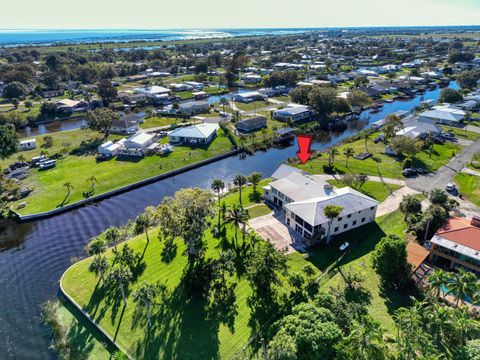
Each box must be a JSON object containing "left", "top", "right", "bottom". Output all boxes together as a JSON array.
[
  {"left": 168, "top": 123, "right": 219, "bottom": 145},
  {"left": 272, "top": 103, "right": 315, "bottom": 123},
  {"left": 418, "top": 105, "right": 466, "bottom": 125},
  {"left": 263, "top": 165, "right": 378, "bottom": 244}
]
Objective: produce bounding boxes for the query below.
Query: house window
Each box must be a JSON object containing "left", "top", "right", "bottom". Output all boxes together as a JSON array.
[
  {"left": 347, "top": 214, "right": 351, "bottom": 218},
  {"left": 370, "top": 206, "right": 374, "bottom": 210},
  {"left": 361, "top": 217, "right": 365, "bottom": 223},
  {"left": 343, "top": 224, "right": 348, "bottom": 229},
  {"left": 353, "top": 221, "right": 357, "bottom": 226},
  {"left": 334, "top": 227, "right": 339, "bottom": 232},
  {"left": 338, "top": 217, "right": 342, "bottom": 221}
]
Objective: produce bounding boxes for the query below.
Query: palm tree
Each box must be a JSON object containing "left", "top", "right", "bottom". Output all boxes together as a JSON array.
[
  {"left": 61, "top": 182, "right": 73, "bottom": 206},
  {"left": 323, "top": 205, "right": 343, "bottom": 243},
  {"left": 341, "top": 316, "right": 386, "bottom": 360},
  {"left": 233, "top": 174, "right": 247, "bottom": 206},
  {"left": 211, "top": 179, "right": 225, "bottom": 226},
  {"left": 224, "top": 204, "right": 250, "bottom": 246},
  {"left": 327, "top": 148, "right": 339, "bottom": 168},
  {"left": 108, "top": 267, "right": 132, "bottom": 307},
  {"left": 86, "top": 237, "right": 106, "bottom": 256},
  {"left": 136, "top": 206, "right": 157, "bottom": 244},
  {"left": 364, "top": 132, "right": 371, "bottom": 153},
  {"left": 89, "top": 255, "right": 110, "bottom": 286},
  {"left": 87, "top": 176, "right": 97, "bottom": 195},
  {"left": 248, "top": 172, "right": 262, "bottom": 195},
  {"left": 133, "top": 281, "right": 160, "bottom": 328},
  {"left": 219, "top": 97, "right": 228, "bottom": 114},
  {"left": 104, "top": 227, "right": 121, "bottom": 251},
  {"left": 427, "top": 268, "right": 452, "bottom": 299},
  {"left": 447, "top": 269, "right": 479, "bottom": 307},
  {"left": 344, "top": 147, "right": 355, "bottom": 167},
  {"left": 172, "top": 102, "right": 180, "bottom": 123}
]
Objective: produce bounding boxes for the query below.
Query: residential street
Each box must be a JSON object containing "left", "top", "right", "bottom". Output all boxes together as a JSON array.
[{"left": 407, "top": 138, "right": 480, "bottom": 217}]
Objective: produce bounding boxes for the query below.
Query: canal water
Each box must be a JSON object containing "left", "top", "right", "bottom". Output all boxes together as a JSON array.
[{"left": 0, "top": 82, "right": 457, "bottom": 359}]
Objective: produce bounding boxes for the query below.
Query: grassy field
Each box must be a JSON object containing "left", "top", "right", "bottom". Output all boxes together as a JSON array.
[
  {"left": 235, "top": 100, "right": 271, "bottom": 112},
  {"left": 440, "top": 126, "right": 480, "bottom": 141},
  {"left": 327, "top": 180, "right": 403, "bottom": 202},
  {"left": 297, "top": 135, "right": 460, "bottom": 179},
  {"left": 13, "top": 129, "right": 235, "bottom": 215},
  {"left": 61, "top": 218, "right": 317, "bottom": 359},
  {"left": 454, "top": 173, "right": 480, "bottom": 207},
  {"left": 222, "top": 179, "right": 271, "bottom": 209},
  {"left": 246, "top": 203, "right": 272, "bottom": 218}
]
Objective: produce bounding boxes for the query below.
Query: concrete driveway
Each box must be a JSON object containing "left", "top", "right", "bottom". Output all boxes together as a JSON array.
[
  {"left": 376, "top": 186, "right": 420, "bottom": 217},
  {"left": 248, "top": 211, "right": 305, "bottom": 254}
]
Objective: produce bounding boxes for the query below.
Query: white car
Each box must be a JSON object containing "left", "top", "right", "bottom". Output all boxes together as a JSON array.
[
  {"left": 339, "top": 242, "right": 350, "bottom": 251},
  {"left": 445, "top": 183, "right": 457, "bottom": 192}
]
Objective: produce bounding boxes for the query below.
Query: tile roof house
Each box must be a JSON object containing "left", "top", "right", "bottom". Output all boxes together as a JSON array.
[
  {"left": 428, "top": 217, "right": 480, "bottom": 275},
  {"left": 263, "top": 165, "right": 378, "bottom": 245}
]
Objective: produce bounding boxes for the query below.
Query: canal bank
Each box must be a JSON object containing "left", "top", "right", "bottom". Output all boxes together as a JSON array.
[{"left": 0, "top": 81, "right": 457, "bottom": 359}]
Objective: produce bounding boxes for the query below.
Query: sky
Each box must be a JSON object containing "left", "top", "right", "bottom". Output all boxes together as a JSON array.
[{"left": 0, "top": 0, "right": 479, "bottom": 29}]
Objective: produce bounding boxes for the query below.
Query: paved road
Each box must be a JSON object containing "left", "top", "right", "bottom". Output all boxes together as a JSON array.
[
  {"left": 406, "top": 138, "right": 480, "bottom": 192},
  {"left": 406, "top": 138, "right": 480, "bottom": 217}
]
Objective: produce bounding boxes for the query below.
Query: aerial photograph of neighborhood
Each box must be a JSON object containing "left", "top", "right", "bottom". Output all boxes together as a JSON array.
[{"left": 1, "top": 1, "right": 480, "bottom": 359}]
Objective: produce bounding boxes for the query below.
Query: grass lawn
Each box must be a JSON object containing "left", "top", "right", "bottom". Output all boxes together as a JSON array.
[
  {"left": 1, "top": 129, "right": 108, "bottom": 169},
  {"left": 61, "top": 223, "right": 318, "bottom": 359},
  {"left": 454, "top": 173, "right": 480, "bottom": 207},
  {"left": 440, "top": 126, "right": 480, "bottom": 141},
  {"left": 14, "top": 130, "right": 235, "bottom": 215},
  {"left": 327, "top": 180, "right": 403, "bottom": 202},
  {"left": 235, "top": 100, "right": 271, "bottom": 112},
  {"left": 246, "top": 204, "right": 272, "bottom": 218},
  {"left": 222, "top": 179, "right": 271, "bottom": 209},
  {"left": 138, "top": 116, "right": 199, "bottom": 129},
  {"left": 297, "top": 135, "right": 460, "bottom": 179},
  {"left": 316, "top": 210, "right": 410, "bottom": 334}
]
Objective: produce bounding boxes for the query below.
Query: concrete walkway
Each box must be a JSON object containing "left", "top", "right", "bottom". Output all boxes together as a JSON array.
[
  {"left": 466, "top": 125, "right": 480, "bottom": 134},
  {"left": 376, "top": 186, "right": 420, "bottom": 217},
  {"left": 462, "top": 167, "right": 480, "bottom": 177},
  {"left": 311, "top": 174, "right": 406, "bottom": 186}
]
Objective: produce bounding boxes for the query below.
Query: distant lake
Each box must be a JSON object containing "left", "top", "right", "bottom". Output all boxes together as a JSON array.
[{"left": 0, "top": 28, "right": 312, "bottom": 46}]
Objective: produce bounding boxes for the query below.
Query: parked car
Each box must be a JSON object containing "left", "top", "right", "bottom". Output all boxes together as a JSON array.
[
  {"left": 433, "top": 136, "right": 445, "bottom": 144},
  {"left": 39, "top": 160, "right": 56, "bottom": 170},
  {"left": 415, "top": 168, "right": 428, "bottom": 175},
  {"left": 402, "top": 168, "right": 416, "bottom": 177},
  {"left": 445, "top": 183, "right": 458, "bottom": 194}
]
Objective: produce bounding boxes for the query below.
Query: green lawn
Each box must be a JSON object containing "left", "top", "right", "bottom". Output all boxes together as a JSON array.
[
  {"left": 222, "top": 179, "right": 271, "bottom": 209},
  {"left": 1, "top": 129, "right": 109, "bottom": 169},
  {"left": 235, "top": 100, "right": 271, "bottom": 112},
  {"left": 13, "top": 129, "right": 235, "bottom": 215},
  {"left": 440, "top": 125, "right": 480, "bottom": 141},
  {"left": 297, "top": 135, "right": 460, "bottom": 179},
  {"left": 454, "top": 173, "right": 480, "bottom": 207},
  {"left": 327, "top": 180, "right": 403, "bottom": 202},
  {"left": 139, "top": 116, "right": 202, "bottom": 129},
  {"left": 246, "top": 204, "right": 272, "bottom": 218},
  {"left": 61, "top": 224, "right": 317, "bottom": 360},
  {"left": 317, "top": 210, "right": 410, "bottom": 334}
]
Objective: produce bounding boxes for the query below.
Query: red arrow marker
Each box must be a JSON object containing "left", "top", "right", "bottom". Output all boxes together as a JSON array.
[{"left": 296, "top": 134, "right": 313, "bottom": 164}]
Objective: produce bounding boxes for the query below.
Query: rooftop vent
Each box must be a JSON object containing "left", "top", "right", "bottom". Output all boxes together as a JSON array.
[{"left": 324, "top": 184, "right": 334, "bottom": 191}]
